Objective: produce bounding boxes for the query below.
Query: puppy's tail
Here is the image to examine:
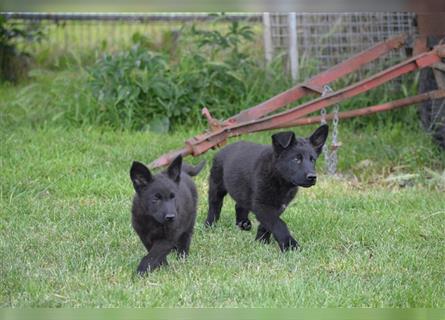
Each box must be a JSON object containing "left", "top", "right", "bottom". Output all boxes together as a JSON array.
[{"left": 182, "top": 160, "right": 206, "bottom": 177}]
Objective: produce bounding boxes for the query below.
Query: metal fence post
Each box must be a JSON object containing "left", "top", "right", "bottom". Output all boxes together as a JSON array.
[
  {"left": 263, "top": 12, "right": 273, "bottom": 65},
  {"left": 288, "top": 12, "right": 299, "bottom": 81}
]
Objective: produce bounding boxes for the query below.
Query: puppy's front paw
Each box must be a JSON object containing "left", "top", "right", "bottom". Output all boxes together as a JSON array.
[
  {"left": 136, "top": 255, "right": 157, "bottom": 275},
  {"left": 279, "top": 237, "right": 300, "bottom": 252},
  {"left": 236, "top": 219, "right": 252, "bottom": 231},
  {"left": 137, "top": 262, "right": 150, "bottom": 275}
]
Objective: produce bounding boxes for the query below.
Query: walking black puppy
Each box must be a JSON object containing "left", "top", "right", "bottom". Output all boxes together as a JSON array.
[
  {"left": 205, "top": 124, "right": 329, "bottom": 252},
  {"left": 130, "top": 156, "right": 205, "bottom": 274}
]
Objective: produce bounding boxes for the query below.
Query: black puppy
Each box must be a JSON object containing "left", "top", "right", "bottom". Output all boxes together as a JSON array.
[
  {"left": 205, "top": 125, "right": 329, "bottom": 252},
  {"left": 130, "top": 156, "right": 205, "bottom": 274}
]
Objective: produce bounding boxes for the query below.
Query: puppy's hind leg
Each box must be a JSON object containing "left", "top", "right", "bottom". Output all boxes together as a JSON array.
[
  {"left": 235, "top": 203, "right": 251, "bottom": 231},
  {"left": 205, "top": 164, "right": 227, "bottom": 227}
]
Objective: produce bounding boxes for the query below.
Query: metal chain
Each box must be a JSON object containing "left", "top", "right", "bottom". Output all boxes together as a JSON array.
[
  {"left": 320, "top": 85, "right": 340, "bottom": 175},
  {"left": 319, "top": 103, "right": 330, "bottom": 168},
  {"left": 329, "top": 103, "right": 339, "bottom": 175}
]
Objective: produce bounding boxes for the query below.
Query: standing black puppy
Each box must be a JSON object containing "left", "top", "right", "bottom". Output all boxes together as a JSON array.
[
  {"left": 204, "top": 125, "right": 329, "bottom": 252},
  {"left": 130, "top": 156, "right": 205, "bottom": 274}
]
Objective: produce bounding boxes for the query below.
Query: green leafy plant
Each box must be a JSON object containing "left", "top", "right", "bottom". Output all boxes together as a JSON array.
[
  {"left": 88, "top": 45, "right": 175, "bottom": 131},
  {"left": 87, "top": 18, "right": 265, "bottom": 131}
]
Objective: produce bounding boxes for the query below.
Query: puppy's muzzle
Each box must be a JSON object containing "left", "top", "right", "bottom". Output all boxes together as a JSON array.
[{"left": 306, "top": 173, "right": 317, "bottom": 184}]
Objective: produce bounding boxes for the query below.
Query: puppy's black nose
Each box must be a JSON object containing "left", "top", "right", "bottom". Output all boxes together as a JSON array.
[
  {"left": 306, "top": 173, "right": 317, "bottom": 182},
  {"left": 165, "top": 214, "right": 176, "bottom": 222}
]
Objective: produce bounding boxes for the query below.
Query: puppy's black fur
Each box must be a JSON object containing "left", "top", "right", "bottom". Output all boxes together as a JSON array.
[
  {"left": 205, "top": 125, "right": 329, "bottom": 252},
  {"left": 130, "top": 156, "right": 205, "bottom": 274}
]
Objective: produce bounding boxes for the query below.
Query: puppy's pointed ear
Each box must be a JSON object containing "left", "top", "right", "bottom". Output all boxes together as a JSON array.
[
  {"left": 130, "top": 161, "right": 153, "bottom": 193},
  {"left": 167, "top": 155, "right": 182, "bottom": 183},
  {"left": 272, "top": 131, "right": 296, "bottom": 155},
  {"left": 309, "top": 124, "right": 329, "bottom": 155}
]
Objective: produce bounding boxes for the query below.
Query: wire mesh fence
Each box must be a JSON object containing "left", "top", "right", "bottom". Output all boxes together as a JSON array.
[
  {"left": 1, "top": 12, "right": 418, "bottom": 76},
  {"left": 267, "top": 12, "right": 417, "bottom": 77},
  {"left": 1, "top": 13, "right": 261, "bottom": 57}
]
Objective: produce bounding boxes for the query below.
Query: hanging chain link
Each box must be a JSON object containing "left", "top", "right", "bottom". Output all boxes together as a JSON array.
[
  {"left": 320, "top": 85, "right": 340, "bottom": 175},
  {"left": 319, "top": 96, "right": 330, "bottom": 168}
]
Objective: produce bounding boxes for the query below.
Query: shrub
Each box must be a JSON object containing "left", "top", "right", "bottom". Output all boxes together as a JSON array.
[{"left": 87, "top": 19, "right": 267, "bottom": 132}]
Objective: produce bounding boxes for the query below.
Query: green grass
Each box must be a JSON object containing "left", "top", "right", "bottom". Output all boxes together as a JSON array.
[
  {"left": 1, "top": 123, "right": 444, "bottom": 307},
  {"left": 1, "top": 45, "right": 444, "bottom": 306}
]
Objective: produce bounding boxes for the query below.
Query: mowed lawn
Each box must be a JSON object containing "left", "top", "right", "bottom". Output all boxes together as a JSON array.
[{"left": 1, "top": 125, "right": 444, "bottom": 307}]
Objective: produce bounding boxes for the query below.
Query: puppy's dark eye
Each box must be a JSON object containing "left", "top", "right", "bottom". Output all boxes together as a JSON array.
[
  {"left": 310, "top": 156, "right": 315, "bottom": 163},
  {"left": 170, "top": 193, "right": 175, "bottom": 199},
  {"left": 152, "top": 193, "right": 162, "bottom": 203},
  {"left": 294, "top": 154, "right": 302, "bottom": 164}
]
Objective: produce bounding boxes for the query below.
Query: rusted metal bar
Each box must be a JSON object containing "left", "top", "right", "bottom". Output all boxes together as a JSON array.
[
  {"left": 183, "top": 45, "right": 444, "bottom": 155},
  {"left": 148, "top": 43, "right": 445, "bottom": 169},
  {"left": 230, "top": 34, "right": 407, "bottom": 123},
  {"left": 276, "top": 89, "right": 445, "bottom": 128}
]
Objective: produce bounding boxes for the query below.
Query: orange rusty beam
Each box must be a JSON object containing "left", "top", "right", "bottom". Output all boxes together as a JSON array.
[
  {"left": 148, "top": 42, "right": 445, "bottom": 169},
  {"left": 230, "top": 34, "right": 407, "bottom": 123},
  {"left": 183, "top": 45, "right": 444, "bottom": 156},
  {"left": 275, "top": 89, "right": 445, "bottom": 128}
]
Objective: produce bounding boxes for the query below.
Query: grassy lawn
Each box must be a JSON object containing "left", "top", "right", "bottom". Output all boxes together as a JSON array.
[
  {"left": 1, "top": 122, "right": 444, "bottom": 307},
  {"left": 2, "top": 13, "right": 444, "bottom": 308}
]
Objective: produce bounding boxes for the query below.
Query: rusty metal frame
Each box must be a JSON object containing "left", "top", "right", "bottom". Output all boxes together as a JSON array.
[
  {"left": 149, "top": 35, "right": 445, "bottom": 169},
  {"left": 280, "top": 89, "right": 445, "bottom": 128},
  {"left": 228, "top": 34, "right": 407, "bottom": 124}
]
